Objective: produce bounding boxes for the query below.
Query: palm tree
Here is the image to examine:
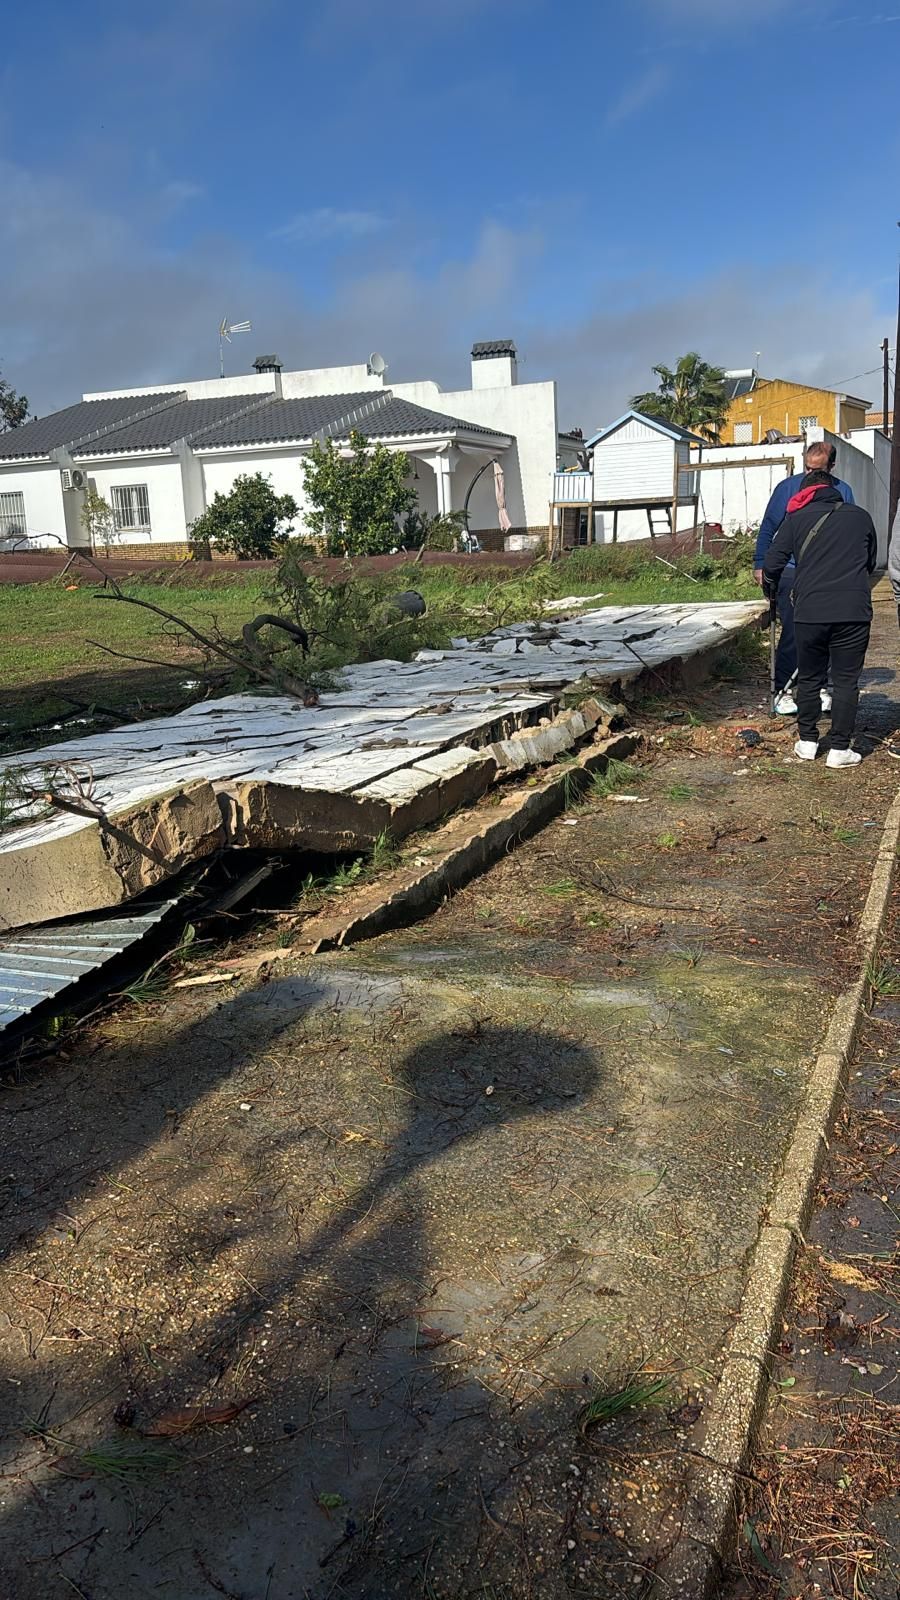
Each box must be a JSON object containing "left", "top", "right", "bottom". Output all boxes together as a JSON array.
[{"left": 631, "top": 352, "right": 728, "bottom": 443}]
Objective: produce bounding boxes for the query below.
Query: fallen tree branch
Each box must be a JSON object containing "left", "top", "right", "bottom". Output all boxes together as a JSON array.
[{"left": 20, "top": 785, "right": 166, "bottom": 867}]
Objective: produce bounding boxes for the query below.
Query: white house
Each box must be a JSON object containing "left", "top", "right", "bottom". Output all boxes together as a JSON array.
[{"left": 0, "top": 341, "right": 563, "bottom": 554}]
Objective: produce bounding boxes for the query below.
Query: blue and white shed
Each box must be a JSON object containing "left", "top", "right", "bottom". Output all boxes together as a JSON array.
[{"left": 584, "top": 410, "right": 703, "bottom": 543}]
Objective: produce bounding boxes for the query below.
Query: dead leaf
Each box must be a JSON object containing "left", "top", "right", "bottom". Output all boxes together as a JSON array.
[
  {"left": 418, "top": 1325, "right": 454, "bottom": 1349},
  {"left": 141, "top": 1398, "right": 255, "bottom": 1437},
  {"left": 846, "top": 1216, "right": 861, "bottom": 1228},
  {"left": 221, "top": 947, "right": 294, "bottom": 974},
  {"left": 820, "top": 1257, "right": 878, "bottom": 1291},
  {"left": 172, "top": 972, "right": 236, "bottom": 989}
]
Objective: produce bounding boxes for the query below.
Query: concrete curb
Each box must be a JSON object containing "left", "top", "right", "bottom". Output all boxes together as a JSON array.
[
  {"left": 299, "top": 732, "right": 639, "bottom": 954},
  {"left": 655, "top": 783, "right": 900, "bottom": 1596}
]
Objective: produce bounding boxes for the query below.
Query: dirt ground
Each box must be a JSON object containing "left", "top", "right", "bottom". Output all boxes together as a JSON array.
[
  {"left": 726, "top": 900, "right": 900, "bottom": 1600},
  {"left": 1, "top": 592, "right": 899, "bottom": 1599}
]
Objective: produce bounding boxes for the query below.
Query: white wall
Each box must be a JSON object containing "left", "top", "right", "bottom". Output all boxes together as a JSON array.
[
  {"left": 83, "top": 457, "right": 187, "bottom": 544},
  {"left": 82, "top": 375, "right": 268, "bottom": 402},
  {"left": 202, "top": 446, "right": 442, "bottom": 541},
  {"left": 593, "top": 420, "right": 675, "bottom": 501},
  {"left": 688, "top": 441, "right": 802, "bottom": 534},
  {"left": 200, "top": 450, "right": 312, "bottom": 536},
  {"left": 392, "top": 377, "right": 558, "bottom": 529},
  {"left": 0, "top": 462, "right": 67, "bottom": 548},
  {"left": 85, "top": 364, "right": 385, "bottom": 404},
  {"left": 279, "top": 365, "right": 384, "bottom": 398},
  {"left": 471, "top": 353, "right": 517, "bottom": 389},
  {"left": 824, "top": 427, "right": 891, "bottom": 563}
]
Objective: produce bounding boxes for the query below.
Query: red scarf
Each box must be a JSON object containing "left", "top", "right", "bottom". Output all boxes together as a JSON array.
[{"left": 787, "top": 483, "right": 832, "bottom": 514}]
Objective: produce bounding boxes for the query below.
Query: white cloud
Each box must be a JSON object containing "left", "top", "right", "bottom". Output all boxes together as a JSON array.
[
  {"left": 272, "top": 208, "right": 388, "bottom": 243},
  {"left": 159, "top": 180, "right": 205, "bottom": 209},
  {"left": 0, "top": 158, "right": 887, "bottom": 444},
  {"left": 604, "top": 64, "right": 669, "bottom": 127}
]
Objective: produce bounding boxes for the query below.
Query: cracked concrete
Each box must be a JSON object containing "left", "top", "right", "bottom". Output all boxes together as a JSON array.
[{"left": 0, "top": 602, "right": 763, "bottom": 930}]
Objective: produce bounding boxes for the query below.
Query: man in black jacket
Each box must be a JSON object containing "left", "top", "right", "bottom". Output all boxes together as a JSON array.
[{"left": 763, "top": 470, "right": 877, "bottom": 768}]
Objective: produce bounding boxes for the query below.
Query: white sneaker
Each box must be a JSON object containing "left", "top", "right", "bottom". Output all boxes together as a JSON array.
[
  {"left": 794, "top": 739, "right": 818, "bottom": 760},
  {"left": 820, "top": 688, "right": 833, "bottom": 712},
  {"left": 826, "top": 747, "right": 861, "bottom": 769},
  {"left": 774, "top": 691, "right": 798, "bottom": 715}
]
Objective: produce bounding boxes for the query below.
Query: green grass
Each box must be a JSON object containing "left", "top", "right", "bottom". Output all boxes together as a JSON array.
[
  {"left": 589, "top": 758, "right": 645, "bottom": 798},
  {"left": 656, "top": 831, "right": 679, "bottom": 850},
  {"left": 0, "top": 541, "right": 758, "bottom": 745},
  {"left": 578, "top": 1374, "right": 672, "bottom": 1432},
  {"left": 539, "top": 877, "right": 579, "bottom": 897},
  {"left": 671, "top": 943, "right": 706, "bottom": 968},
  {"left": 865, "top": 960, "right": 900, "bottom": 998},
  {"left": 26, "top": 1421, "right": 180, "bottom": 1480},
  {"left": 666, "top": 783, "right": 694, "bottom": 801}
]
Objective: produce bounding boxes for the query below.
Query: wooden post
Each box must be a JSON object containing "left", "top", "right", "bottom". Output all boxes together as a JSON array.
[{"left": 612, "top": 507, "right": 618, "bottom": 544}]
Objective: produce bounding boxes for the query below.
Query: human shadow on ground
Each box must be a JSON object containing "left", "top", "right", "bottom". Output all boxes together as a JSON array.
[{"left": 0, "top": 983, "right": 684, "bottom": 1599}]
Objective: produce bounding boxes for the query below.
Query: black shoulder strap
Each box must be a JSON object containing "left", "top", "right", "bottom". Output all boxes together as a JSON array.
[{"left": 797, "top": 503, "right": 844, "bottom": 564}]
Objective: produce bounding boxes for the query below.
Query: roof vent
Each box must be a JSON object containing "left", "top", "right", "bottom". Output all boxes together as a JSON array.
[
  {"left": 253, "top": 355, "right": 282, "bottom": 374},
  {"left": 471, "top": 339, "right": 517, "bottom": 360}
]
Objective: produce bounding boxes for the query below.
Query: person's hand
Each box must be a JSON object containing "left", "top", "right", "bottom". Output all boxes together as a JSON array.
[
  {"left": 761, "top": 573, "right": 777, "bottom": 603},
  {"left": 754, "top": 567, "right": 764, "bottom": 587}
]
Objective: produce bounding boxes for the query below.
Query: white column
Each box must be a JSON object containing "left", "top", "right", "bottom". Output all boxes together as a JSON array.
[{"left": 423, "top": 449, "right": 459, "bottom": 516}]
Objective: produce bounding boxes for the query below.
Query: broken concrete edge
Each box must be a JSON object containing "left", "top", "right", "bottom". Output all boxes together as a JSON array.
[
  {"left": 654, "top": 783, "right": 900, "bottom": 1599},
  {"left": 0, "top": 782, "right": 225, "bottom": 934},
  {"left": 295, "top": 731, "right": 640, "bottom": 955}
]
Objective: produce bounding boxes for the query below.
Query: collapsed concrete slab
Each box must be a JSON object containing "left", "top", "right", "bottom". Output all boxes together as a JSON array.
[
  {"left": 0, "top": 601, "right": 765, "bottom": 931},
  {"left": 222, "top": 746, "right": 496, "bottom": 854},
  {"left": 0, "top": 782, "right": 223, "bottom": 932}
]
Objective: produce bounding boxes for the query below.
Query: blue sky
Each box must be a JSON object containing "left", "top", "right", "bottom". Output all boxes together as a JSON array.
[{"left": 1, "top": 0, "right": 898, "bottom": 428}]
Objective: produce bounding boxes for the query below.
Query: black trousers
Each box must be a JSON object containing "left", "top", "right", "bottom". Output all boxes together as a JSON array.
[{"left": 794, "top": 620, "right": 870, "bottom": 749}]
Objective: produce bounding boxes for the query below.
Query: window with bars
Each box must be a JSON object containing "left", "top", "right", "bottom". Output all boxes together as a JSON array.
[
  {"left": 733, "top": 422, "right": 753, "bottom": 444},
  {"left": 798, "top": 415, "right": 818, "bottom": 432},
  {"left": 111, "top": 484, "right": 151, "bottom": 532},
  {"left": 0, "top": 490, "right": 27, "bottom": 540}
]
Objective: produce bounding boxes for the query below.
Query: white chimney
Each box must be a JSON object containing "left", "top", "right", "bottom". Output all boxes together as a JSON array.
[{"left": 471, "top": 339, "right": 518, "bottom": 389}]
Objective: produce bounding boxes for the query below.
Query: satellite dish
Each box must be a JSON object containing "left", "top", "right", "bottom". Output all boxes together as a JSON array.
[{"left": 367, "top": 351, "right": 386, "bottom": 376}]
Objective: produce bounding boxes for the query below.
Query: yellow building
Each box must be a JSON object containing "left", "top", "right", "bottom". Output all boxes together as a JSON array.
[{"left": 721, "top": 370, "right": 870, "bottom": 445}]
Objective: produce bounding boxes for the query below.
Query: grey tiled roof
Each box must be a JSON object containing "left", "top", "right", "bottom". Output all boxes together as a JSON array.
[
  {"left": 72, "top": 394, "right": 263, "bottom": 457},
  {"left": 333, "top": 396, "right": 508, "bottom": 441},
  {"left": 193, "top": 392, "right": 510, "bottom": 448},
  {"left": 471, "top": 339, "right": 516, "bottom": 358},
  {"left": 0, "top": 393, "right": 181, "bottom": 460},
  {"left": 190, "top": 392, "right": 378, "bottom": 447}
]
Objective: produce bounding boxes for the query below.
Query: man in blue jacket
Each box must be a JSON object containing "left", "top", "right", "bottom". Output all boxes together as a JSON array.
[{"left": 754, "top": 441, "right": 854, "bottom": 714}]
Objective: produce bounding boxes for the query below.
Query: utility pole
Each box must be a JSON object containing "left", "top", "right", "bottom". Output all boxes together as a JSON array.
[
  {"left": 889, "top": 230, "right": 900, "bottom": 552},
  {"left": 882, "top": 337, "right": 891, "bottom": 436}
]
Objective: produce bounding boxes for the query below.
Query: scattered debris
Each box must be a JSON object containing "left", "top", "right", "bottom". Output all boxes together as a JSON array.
[
  {"left": 171, "top": 972, "right": 236, "bottom": 989},
  {"left": 139, "top": 1399, "right": 257, "bottom": 1437}
]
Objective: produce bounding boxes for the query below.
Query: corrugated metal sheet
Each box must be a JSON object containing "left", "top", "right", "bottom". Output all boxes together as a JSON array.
[{"left": 0, "top": 901, "right": 179, "bottom": 1033}]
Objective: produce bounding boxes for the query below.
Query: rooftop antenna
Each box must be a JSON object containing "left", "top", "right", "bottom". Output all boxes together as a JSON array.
[{"left": 219, "top": 317, "right": 252, "bottom": 379}]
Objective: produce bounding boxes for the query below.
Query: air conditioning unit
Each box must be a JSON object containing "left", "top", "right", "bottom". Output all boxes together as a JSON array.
[
  {"left": 61, "top": 469, "right": 72, "bottom": 490},
  {"left": 61, "top": 468, "right": 86, "bottom": 491}
]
